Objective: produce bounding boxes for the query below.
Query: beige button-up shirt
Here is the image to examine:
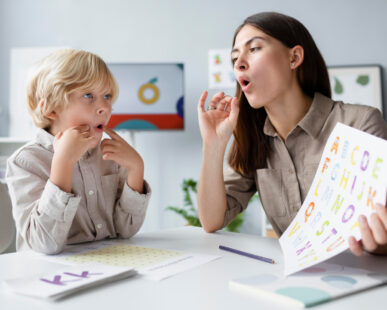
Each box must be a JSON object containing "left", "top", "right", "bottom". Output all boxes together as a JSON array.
[
  {"left": 224, "top": 93, "right": 387, "bottom": 236},
  {"left": 6, "top": 129, "right": 151, "bottom": 254}
]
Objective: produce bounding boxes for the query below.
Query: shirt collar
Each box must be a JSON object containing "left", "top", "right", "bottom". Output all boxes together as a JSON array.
[
  {"left": 263, "top": 92, "right": 334, "bottom": 139},
  {"left": 34, "top": 128, "right": 55, "bottom": 152},
  {"left": 34, "top": 128, "right": 97, "bottom": 159},
  {"left": 297, "top": 93, "right": 334, "bottom": 138}
]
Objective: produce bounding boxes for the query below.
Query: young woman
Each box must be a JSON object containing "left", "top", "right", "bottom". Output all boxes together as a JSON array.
[{"left": 197, "top": 12, "right": 387, "bottom": 256}]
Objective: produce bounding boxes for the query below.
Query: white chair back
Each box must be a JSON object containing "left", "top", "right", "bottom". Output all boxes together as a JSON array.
[{"left": 0, "top": 182, "right": 16, "bottom": 253}]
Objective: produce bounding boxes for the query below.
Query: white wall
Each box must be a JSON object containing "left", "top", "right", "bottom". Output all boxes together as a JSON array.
[{"left": 1, "top": 0, "right": 387, "bottom": 234}]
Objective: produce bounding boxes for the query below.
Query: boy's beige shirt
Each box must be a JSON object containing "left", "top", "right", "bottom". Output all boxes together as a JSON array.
[
  {"left": 223, "top": 93, "right": 387, "bottom": 236},
  {"left": 6, "top": 129, "right": 151, "bottom": 254}
]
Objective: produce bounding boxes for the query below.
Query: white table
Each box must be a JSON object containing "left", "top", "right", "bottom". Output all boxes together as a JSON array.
[{"left": 0, "top": 226, "right": 386, "bottom": 309}]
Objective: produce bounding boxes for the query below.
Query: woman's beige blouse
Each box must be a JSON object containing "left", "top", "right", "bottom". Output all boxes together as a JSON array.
[{"left": 223, "top": 93, "right": 387, "bottom": 236}]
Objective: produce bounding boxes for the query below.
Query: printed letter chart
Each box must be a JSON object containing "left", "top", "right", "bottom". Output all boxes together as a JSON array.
[
  {"left": 33, "top": 241, "right": 219, "bottom": 281},
  {"left": 280, "top": 123, "right": 387, "bottom": 276}
]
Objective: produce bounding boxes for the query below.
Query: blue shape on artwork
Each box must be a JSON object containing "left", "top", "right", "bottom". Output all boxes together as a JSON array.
[
  {"left": 321, "top": 275, "right": 357, "bottom": 289},
  {"left": 177, "top": 63, "right": 184, "bottom": 70},
  {"left": 148, "top": 77, "right": 158, "bottom": 84},
  {"left": 176, "top": 96, "right": 184, "bottom": 118},
  {"left": 275, "top": 287, "right": 331, "bottom": 307},
  {"left": 115, "top": 120, "right": 158, "bottom": 130}
]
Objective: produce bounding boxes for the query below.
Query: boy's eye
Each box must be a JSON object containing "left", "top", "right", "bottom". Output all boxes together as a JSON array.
[
  {"left": 231, "top": 57, "right": 238, "bottom": 64},
  {"left": 104, "top": 94, "right": 112, "bottom": 100},
  {"left": 250, "top": 46, "right": 260, "bottom": 52},
  {"left": 84, "top": 93, "right": 93, "bottom": 99}
]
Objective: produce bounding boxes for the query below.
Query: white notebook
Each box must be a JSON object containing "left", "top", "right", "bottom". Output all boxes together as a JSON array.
[
  {"left": 229, "top": 263, "right": 387, "bottom": 308},
  {"left": 3, "top": 263, "right": 136, "bottom": 301}
]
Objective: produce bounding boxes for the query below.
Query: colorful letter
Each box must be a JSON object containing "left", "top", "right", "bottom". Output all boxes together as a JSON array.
[
  {"left": 314, "top": 179, "right": 322, "bottom": 197},
  {"left": 322, "top": 228, "right": 338, "bottom": 244},
  {"left": 351, "top": 146, "right": 359, "bottom": 165},
  {"left": 316, "top": 220, "right": 329, "bottom": 236},
  {"left": 288, "top": 221, "right": 301, "bottom": 237},
  {"left": 326, "top": 236, "right": 345, "bottom": 252},
  {"left": 331, "top": 136, "right": 340, "bottom": 154},
  {"left": 357, "top": 181, "right": 366, "bottom": 200},
  {"left": 372, "top": 158, "right": 383, "bottom": 179},
  {"left": 342, "top": 205, "right": 355, "bottom": 223},
  {"left": 305, "top": 202, "right": 315, "bottom": 223},
  {"left": 322, "top": 157, "right": 331, "bottom": 173},
  {"left": 360, "top": 150, "right": 370, "bottom": 171},
  {"left": 350, "top": 175, "right": 357, "bottom": 195},
  {"left": 296, "top": 241, "right": 312, "bottom": 256},
  {"left": 341, "top": 140, "right": 349, "bottom": 159},
  {"left": 367, "top": 187, "right": 376, "bottom": 210},
  {"left": 331, "top": 194, "right": 344, "bottom": 215},
  {"left": 339, "top": 169, "right": 350, "bottom": 189},
  {"left": 331, "top": 163, "right": 340, "bottom": 181}
]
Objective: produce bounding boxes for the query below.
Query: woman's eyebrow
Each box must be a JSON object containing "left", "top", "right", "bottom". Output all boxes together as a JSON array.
[{"left": 232, "top": 36, "right": 266, "bottom": 54}]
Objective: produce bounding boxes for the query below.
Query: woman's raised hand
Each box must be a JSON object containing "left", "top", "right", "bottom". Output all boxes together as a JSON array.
[{"left": 197, "top": 91, "right": 239, "bottom": 147}]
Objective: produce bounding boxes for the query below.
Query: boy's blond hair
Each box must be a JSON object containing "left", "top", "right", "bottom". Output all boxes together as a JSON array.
[{"left": 26, "top": 49, "right": 118, "bottom": 129}]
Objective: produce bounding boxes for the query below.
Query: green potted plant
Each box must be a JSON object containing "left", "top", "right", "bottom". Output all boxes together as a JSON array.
[{"left": 166, "top": 178, "right": 258, "bottom": 233}]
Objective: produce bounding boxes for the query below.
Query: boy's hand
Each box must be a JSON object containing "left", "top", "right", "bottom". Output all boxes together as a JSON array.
[
  {"left": 53, "top": 125, "right": 98, "bottom": 165},
  {"left": 101, "top": 127, "right": 144, "bottom": 193},
  {"left": 51, "top": 125, "right": 98, "bottom": 193}
]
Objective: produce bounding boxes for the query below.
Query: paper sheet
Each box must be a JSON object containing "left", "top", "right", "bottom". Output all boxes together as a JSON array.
[
  {"left": 280, "top": 123, "right": 387, "bottom": 275},
  {"left": 4, "top": 263, "right": 136, "bottom": 300},
  {"left": 32, "top": 241, "right": 219, "bottom": 281}
]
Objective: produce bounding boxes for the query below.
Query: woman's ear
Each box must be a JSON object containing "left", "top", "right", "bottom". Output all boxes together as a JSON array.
[{"left": 289, "top": 45, "right": 304, "bottom": 69}]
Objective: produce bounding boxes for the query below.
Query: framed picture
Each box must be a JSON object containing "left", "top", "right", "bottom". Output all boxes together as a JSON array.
[
  {"left": 107, "top": 63, "right": 184, "bottom": 131},
  {"left": 328, "top": 65, "right": 384, "bottom": 115}
]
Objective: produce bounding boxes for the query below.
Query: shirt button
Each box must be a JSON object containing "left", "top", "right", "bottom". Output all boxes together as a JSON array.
[
  {"left": 89, "top": 190, "right": 94, "bottom": 196},
  {"left": 97, "top": 223, "right": 103, "bottom": 229}
]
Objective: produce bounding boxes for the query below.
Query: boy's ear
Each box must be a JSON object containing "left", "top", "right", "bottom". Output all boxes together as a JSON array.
[
  {"left": 39, "top": 99, "right": 57, "bottom": 120},
  {"left": 45, "top": 111, "right": 57, "bottom": 120}
]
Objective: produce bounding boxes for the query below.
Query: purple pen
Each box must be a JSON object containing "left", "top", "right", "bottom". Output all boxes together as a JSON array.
[{"left": 219, "top": 245, "right": 275, "bottom": 264}]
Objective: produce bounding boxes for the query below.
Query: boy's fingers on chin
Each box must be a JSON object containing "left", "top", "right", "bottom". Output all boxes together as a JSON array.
[{"left": 76, "top": 125, "right": 90, "bottom": 132}]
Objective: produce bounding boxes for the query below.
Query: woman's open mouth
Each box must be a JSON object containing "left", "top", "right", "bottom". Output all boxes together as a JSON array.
[{"left": 239, "top": 77, "right": 251, "bottom": 92}]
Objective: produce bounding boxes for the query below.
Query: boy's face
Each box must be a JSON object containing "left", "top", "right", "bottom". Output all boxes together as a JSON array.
[{"left": 49, "top": 84, "right": 113, "bottom": 147}]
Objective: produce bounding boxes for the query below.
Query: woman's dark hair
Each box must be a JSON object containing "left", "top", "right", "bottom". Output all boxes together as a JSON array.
[{"left": 228, "top": 12, "right": 331, "bottom": 175}]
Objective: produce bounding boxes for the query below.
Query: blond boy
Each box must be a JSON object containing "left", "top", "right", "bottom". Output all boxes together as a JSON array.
[{"left": 6, "top": 49, "right": 151, "bottom": 254}]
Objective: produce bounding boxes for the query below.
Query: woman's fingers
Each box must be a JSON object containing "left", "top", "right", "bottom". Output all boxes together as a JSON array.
[
  {"left": 359, "top": 215, "right": 378, "bottom": 252},
  {"left": 228, "top": 97, "right": 240, "bottom": 125},
  {"left": 370, "top": 212, "right": 387, "bottom": 244},
  {"left": 348, "top": 236, "right": 364, "bottom": 256},
  {"left": 198, "top": 91, "right": 208, "bottom": 113},
  {"left": 217, "top": 96, "right": 233, "bottom": 112},
  {"left": 376, "top": 202, "right": 387, "bottom": 229},
  {"left": 208, "top": 91, "right": 225, "bottom": 109}
]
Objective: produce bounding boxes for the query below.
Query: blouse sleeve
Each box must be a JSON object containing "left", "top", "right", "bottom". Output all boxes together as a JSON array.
[{"left": 223, "top": 165, "right": 257, "bottom": 227}]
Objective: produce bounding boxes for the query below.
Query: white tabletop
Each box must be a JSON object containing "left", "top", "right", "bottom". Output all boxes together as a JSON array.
[{"left": 0, "top": 226, "right": 386, "bottom": 309}]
